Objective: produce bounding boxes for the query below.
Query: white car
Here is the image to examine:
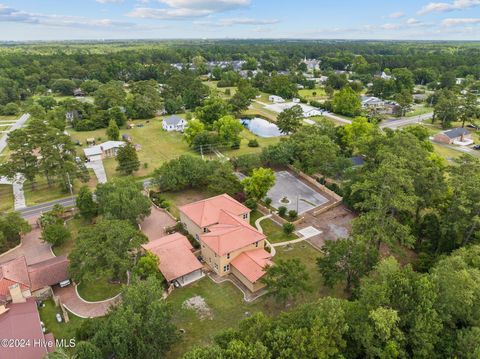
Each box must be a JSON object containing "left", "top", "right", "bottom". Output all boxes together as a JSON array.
[{"left": 55, "top": 313, "right": 63, "bottom": 323}]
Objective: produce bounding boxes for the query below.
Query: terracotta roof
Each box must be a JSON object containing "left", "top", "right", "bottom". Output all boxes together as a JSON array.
[
  {"left": 28, "top": 256, "right": 69, "bottom": 291},
  {"left": 179, "top": 194, "right": 250, "bottom": 228},
  {"left": 142, "top": 233, "right": 202, "bottom": 282},
  {"left": 200, "top": 210, "right": 266, "bottom": 256},
  {"left": 0, "top": 298, "right": 51, "bottom": 359},
  {"left": 0, "top": 257, "right": 30, "bottom": 300},
  {"left": 230, "top": 249, "right": 272, "bottom": 283}
]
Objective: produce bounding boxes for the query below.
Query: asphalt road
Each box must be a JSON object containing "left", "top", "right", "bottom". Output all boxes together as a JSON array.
[
  {"left": 18, "top": 178, "right": 153, "bottom": 218},
  {"left": 380, "top": 112, "right": 433, "bottom": 130}
]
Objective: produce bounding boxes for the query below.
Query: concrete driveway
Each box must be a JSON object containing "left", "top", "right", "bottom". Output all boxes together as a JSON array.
[
  {"left": 85, "top": 159, "right": 107, "bottom": 184},
  {"left": 140, "top": 206, "right": 177, "bottom": 241},
  {"left": 0, "top": 113, "right": 30, "bottom": 154},
  {"left": 0, "top": 217, "right": 54, "bottom": 265}
]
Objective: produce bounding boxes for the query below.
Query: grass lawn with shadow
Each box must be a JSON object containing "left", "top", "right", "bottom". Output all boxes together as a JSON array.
[
  {"left": 77, "top": 274, "right": 122, "bottom": 302},
  {"left": 39, "top": 299, "right": 85, "bottom": 341}
]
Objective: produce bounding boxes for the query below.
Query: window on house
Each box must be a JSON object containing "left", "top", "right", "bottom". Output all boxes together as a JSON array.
[
  {"left": 243, "top": 213, "right": 248, "bottom": 219},
  {"left": 227, "top": 253, "right": 230, "bottom": 259},
  {"left": 223, "top": 264, "right": 230, "bottom": 272},
  {"left": 214, "top": 264, "right": 218, "bottom": 270},
  {"left": 203, "top": 227, "right": 208, "bottom": 233},
  {"left": 255, "top": 241, "right": 259, "bottom": 247}
]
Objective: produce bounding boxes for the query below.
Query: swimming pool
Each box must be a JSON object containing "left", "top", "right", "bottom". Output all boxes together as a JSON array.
[{"left": 240, "top": 117, "right": 284, "bottom": 138}]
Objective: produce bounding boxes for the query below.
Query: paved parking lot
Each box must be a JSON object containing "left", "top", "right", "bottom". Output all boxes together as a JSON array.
[{"left": 267, "top": 171, "right": 328, "bottom": 214}]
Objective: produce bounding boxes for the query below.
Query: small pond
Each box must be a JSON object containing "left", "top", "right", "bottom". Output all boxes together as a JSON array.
[{"left": 240, "top": 117, "right": 284, "bottom": 138}]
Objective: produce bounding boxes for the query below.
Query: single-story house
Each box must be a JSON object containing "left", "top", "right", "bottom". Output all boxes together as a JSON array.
[
  {"left": 0, "top": 299, "right": 56, "bottom": 358},
  {"left": 142, "top": 233, "right": 203, "bottom": 287},
  {"left": 361, "top": 96, "right": 385, "bottom": 108},
  {"left": 179, "top": 194, "right": 272, "bottom": 292},
  {"left": 83, "top": 140, "right": 125, "bottom": 161},
  {"left": 269, "top": 95, "right": 285, "bottom": 103},
  {"left": 162, "top": 115, "right": 187, "bottom": 132},
  {"left": 0, "top": 256, "right": 69, "bottom": 304},
  {"left": 433, "top": 128, "right": 473, "bottom": 146}
]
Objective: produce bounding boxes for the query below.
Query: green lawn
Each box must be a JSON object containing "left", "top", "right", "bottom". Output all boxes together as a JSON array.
[
  {"left": 70, "top": 117, "right": 196, "bottom": 179},
  {"left": 222, "top": 128, "right": 281, "bottom": 158},
  {"left": 405, "top": 105, "right": 433, "bottom": 117},
  {"left": 298, "top": 87, "right": 327, "bottom": 101},
  {"left": 202, "top": 81, "right": 237, "bottom": 99},
  {"left": 165, "top": 241, "right": 344, "bottom": 358},
  {"left": 77, "top": 274, "right": 122, "bottom": 302},
  {"left": 0, "top": 184, "right": 13, "bottom": 212},
  {"left": 259, "top": 217, "right": 297, "bottom": 244},
  {"left": 39, "top": 299, "right": 85, "bottom": 341}
]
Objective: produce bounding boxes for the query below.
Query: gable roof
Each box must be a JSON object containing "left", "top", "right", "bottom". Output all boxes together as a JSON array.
[
  {"left": 28, "top": 256, "right": 69, "bottom": 291},
  {"left": 230, "top": 248, "right": 272, "bottom": 283},
  {"left": 0, "top": 257, "right": 30, "bottom": 300},
  {"left": 443, "top": 127, "right": 470, "bottom": 139},
  {"left": 163, "top": 115, "right": 184, "bottom": 126},
  {"left": 179, "top": 194, "right": 250, "bottom": 228},
  {"left": 200, "top": 211, "right": 265, "bottom": 256},
  {"left": 142, "top": 233, "right": 202, "bottom": 282},
  {"left": 83, "top": 140, "right": 125, "bottom": 157}
]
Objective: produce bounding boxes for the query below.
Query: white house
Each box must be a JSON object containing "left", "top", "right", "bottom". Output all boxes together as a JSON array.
[
  {"left": 380, "top": 71, "right": 392, "bottom": 80},
  {"left": 303, "top": 108, "right": 323, "bottom": 117},
  {"left": 269, "top": 95, "right": 285, "bottom": 103},
  {"left": 162, "top": 115, "right": 187, "bottom": 132},
  {"left": 84, "top": 141, "right": 125, "bottom": 162}
]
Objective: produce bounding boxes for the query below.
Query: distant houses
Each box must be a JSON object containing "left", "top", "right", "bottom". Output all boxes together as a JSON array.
[
  {"left": 83, "top": 140, "right": 125, "bottom": 161},
  {"left": 361, "top": 95, "right": 399, "bottom": 115},
  {"left": 301, "top": 57, "right": 321, "bottom": 71},
  {"left": 269, "top": 95, "right": 285, "bottom": 103},
  {"left": 433, "top": 128, "right": 473, "bottom": 146},
  {"left": 162, "top": 115, "right": 187, "bottom": 132}
]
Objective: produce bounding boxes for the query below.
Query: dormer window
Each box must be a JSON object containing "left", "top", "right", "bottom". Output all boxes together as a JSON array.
[
  {"left": 242, "top": 213, "right": 248, "bottom": 219},
  {"left": 227, "top": 253, "right": 230, "bottom": 259},
  {"left": 255, "top": 241, "right": 259, "bottom": 248},
  {"left": 203, "top": 227, "right": 208, "bottom": 233}
]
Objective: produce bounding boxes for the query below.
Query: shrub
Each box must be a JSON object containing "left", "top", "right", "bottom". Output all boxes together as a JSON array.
[
  {"left": 283, "top": 222, "right": 295, "bottom": 235},
  {"left": 288, "top": 210, "right": 298, "bottom": 220},
  {"left": 264, "top": 197, "right": 272, "bottom": 206},
  {"left": 42, "top": 223, "right": 70, "bottom": 247},
  {"left": 225, "top": 89, "right": 231, "bottom": 96},
  {"left": 245, "top": 198, "right": 258, "bottom": 211},
  {"left": 278, "top": 206, "right": 287, "bottom": 217},
  {"left": 248, "top": 139, "right": 259, "bottom": 147},
  {"left": 231, "top": 138, "right": 241, "bottom": 149}
]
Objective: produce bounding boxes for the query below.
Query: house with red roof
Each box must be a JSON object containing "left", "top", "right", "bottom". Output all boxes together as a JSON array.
[
  {"left": 0, "top": 298, "right": 55, "bottom": 359},
  {"left": 0, "top": 256, "right": 69, "bottom": 304},
  {"left": 179, "top": 194, "right": 272, "bottom": 292},
  {"left": 141, "top": 233, "right": 204, "bottom": 286}
]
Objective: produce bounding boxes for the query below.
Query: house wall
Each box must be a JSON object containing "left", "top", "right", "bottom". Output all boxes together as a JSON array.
[
  {"left": 231, "top": 266, "right": 266, "bottom": 292},
  {"left": 433, "top": 134, "right": 453, "bottom": 144},
  {"left": 200, "top": 239, "right": 266, "bottom": 277},
  {"left": 180, "top": 212, "right": 204, "bottom": 240}
]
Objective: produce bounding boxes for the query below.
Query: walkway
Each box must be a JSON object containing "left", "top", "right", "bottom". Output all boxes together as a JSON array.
[
  {"left": 85, "top": 159, "right": 107, "bottom": 184},
  {"left": 0, "top": 174, "right": 26, "bottom": 210},
  {"left": 53, "top": 285, "right": 121, "bottom": 318},
  {"left": 0, "top": 113, "right": 30, "bottom": 153},
  {"left": 0, "top": 218, "right": 54, "bottom": 266}
]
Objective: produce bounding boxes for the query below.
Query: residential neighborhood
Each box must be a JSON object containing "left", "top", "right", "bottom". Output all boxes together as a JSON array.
[{"left": 0, "top": 1, "right": 480, "bottom": 358}]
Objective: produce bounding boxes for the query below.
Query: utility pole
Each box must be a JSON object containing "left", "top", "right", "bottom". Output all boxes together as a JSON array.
[{"left": 66, "top": 172, "right": 73, "bottom": 197}]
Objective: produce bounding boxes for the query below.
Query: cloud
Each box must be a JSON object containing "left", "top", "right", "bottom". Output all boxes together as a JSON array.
[
  {"left": 0, "top": 4, "right": 135, "bottom": 28},
  {"left": 442, "top": 17, "right": 480, "bottom": 26},
  {"left": 380, "top": 23, "right": 401, "bottom": 30},
  {"left": 196, "top": 17, "right": 279, "bottom": 26},
  {"left": 418, "top": 0, "right": 480, "bottom": 15},
  {"left": 128, "top": 0, "right": 250, "bottom": 19},
  {"left": 388, "top": 11, "right": 405, "bottom": 19}
]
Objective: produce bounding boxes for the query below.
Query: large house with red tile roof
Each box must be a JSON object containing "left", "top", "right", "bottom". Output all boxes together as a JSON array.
[
  {"left": 0, "top": 256, "right": 69, "bottom": 304},
  {"left": 179, "top": 194, "right": 272, "bottom": 292},
  {"left": 142, "top": 233, "right": 203, "bottom": 286}
]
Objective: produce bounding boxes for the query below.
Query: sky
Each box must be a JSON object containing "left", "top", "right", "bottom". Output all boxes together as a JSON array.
[{"left": 1, "top": 0, "right": 480, "bottom": 41}]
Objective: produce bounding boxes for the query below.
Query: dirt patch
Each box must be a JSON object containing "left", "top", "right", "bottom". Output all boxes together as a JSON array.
[
  {"left": 182, "top": 296, "right": 213, "bottom": 320},
  {"left": 299, "top": 204, "right": 355, "bottom": 249}
]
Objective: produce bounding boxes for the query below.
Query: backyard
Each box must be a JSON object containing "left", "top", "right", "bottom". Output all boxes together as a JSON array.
[
  {"left": 165, "top": 241, "right": 344, "bottom": 358},
  {"left": 250, "top": 210, "right": 297, "bottom": 244},
  {"left": 38, "top": 299, "right": 85, "bottom": 342}
]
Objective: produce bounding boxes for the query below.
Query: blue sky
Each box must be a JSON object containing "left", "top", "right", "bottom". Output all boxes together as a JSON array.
[{"left": 1, "top": 0, "right": 480, "bottom": 41}]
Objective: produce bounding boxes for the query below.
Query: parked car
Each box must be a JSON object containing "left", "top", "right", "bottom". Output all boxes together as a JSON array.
[
  {"left": 473, "top": 144, "right": 480, "bottom": 150},
  {"left": 467, "top": 124, "right": 479, "bottom": 130},
  {"left": 56, "top": 313, "right": 62, "bottom": 323}
]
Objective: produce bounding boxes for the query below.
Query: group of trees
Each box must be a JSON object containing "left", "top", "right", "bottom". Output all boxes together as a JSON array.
[
  {"left": 0, "top": 212, "right": 30, "bottom": 252},
  {"left": 0, "top": 116, "right": 89, "bottom": 192},
  {"left": 186, "top": 246, "right": 480, "bottom": 358}
]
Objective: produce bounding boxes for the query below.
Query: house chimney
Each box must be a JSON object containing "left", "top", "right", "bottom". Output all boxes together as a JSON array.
[{"left": 9, "top": 284, "right": 26, "bottom": 304}]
